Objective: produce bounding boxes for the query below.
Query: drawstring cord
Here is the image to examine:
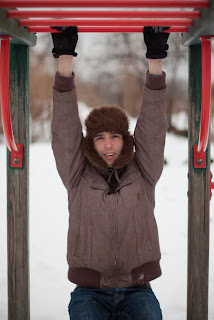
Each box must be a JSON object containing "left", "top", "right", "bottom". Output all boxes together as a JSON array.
[
  {"left": 107, "top": 168, "right": 114, "bottom": 184},
  {"left": 107, "top": 168, "right": 122, "bottom": 184},
  {"left": 114, "top": 169, "right": 122, "bottom": 184}
]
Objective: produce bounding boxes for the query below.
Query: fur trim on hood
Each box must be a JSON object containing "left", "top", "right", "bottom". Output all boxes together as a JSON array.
[{"left": 82, "top": 105, "right": 134, "bottom": 172}]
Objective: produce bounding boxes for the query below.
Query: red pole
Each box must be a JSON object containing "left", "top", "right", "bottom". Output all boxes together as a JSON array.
[
  {"left": 19, "top": 18, "right": 193, "bottom": 27},
  {"left": 0, "top": 36, "right": 18, "bottom": 152},
  {"left": 0, "top": 0, "right": 209, "bottom": 8},
  {"left": 0, "top": 36, "right": 23, "bottom": 168},
  {"left": 197, "top": 37, "right": 212, "bottom": 153},
  {"left": 8, "top": 10, "right": 200, "bottom": 19},
  {"left": 28, "top": 26, "right": 187, "bottom": 33}
]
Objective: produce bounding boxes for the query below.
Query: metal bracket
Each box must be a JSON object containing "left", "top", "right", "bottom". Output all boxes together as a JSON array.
[
  {"left": 10, "top": 144, "right": 23, "bottom": 168},
  {"left": 194, "top": 144, "right": 206, "bottom": 168}
]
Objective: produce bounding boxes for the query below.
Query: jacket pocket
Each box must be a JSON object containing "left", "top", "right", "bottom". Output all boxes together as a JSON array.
[
  {"left": 117, "top": 207, "right": 154, "bottom": 272},
  {"left": 69, "top": 207, "right": 113, "bottom": 274},
  {"left": 67, "top": 206, "right": 92, "bottom": 268},
  {"left": 73, "top": 209, "right": 92, "bottom": 265},
  {"left": 134, "top": 209, "right": 153, "bottom": 254},
  {"left": 89, "top": 207, "right": 113, "bottom": 274},
  {"left": 134, "top": 210, "right": 161, "bottom": 264}
]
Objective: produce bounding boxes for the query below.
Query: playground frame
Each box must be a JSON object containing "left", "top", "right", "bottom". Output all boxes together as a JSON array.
[{"left": 0, "top": 1, "right": 214, "bottom": 319}]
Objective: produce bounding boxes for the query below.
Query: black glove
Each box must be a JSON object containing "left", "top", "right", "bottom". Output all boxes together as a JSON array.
[
  {"left": 143, "top": 26, "right": 170, "bottom": 59},
  {"left": 51, "top": 26, "right": 78, "bottom": 58}
]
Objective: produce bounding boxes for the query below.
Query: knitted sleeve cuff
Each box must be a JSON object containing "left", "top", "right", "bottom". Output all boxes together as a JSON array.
[
  {"left": 53, "top": 71, "right": 75, "bottom": 92},
  {"left": 145, "top": 70, "right": 166, "bottom": 90}
]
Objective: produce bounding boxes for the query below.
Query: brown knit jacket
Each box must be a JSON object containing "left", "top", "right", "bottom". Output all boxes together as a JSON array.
[{"left": 51, "top": 71, "right": 168, "bottom": 288}]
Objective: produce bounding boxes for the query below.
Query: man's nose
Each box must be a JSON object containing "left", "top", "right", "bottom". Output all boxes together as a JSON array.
[{"left": 104, "top": 138, "right": 113, "bottom": 148}]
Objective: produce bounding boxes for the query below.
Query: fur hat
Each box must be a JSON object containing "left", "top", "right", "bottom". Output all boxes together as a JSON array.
[{"left": 82, "top": 105, "right": 134, "bottom": 172}]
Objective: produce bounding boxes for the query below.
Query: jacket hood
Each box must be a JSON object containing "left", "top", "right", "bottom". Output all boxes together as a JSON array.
[{"left": 81, "top": 105, "right": 134, "bottom": 172}]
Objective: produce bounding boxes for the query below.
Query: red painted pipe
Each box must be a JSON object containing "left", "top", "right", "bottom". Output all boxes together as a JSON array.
[
  {"left": 28, "top": 26, "right": 187, "bottom": 33},
  {"left": 8, "top": 10, "right": 200, "bottom": 19},
  {"left": 19, "top": 19, "right": 193, "bottom": 27},
  {"left": 0, "top": 0, "right": 209, "bottom": 8},
  {"left": 197, "top": 37, "right": 212, "bottom": 153},
  {"left": 0, "top": 36, "right": 18, "bottom": 152}
]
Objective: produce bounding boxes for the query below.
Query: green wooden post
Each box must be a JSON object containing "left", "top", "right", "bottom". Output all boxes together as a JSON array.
[
  {"left": 7, "top": 43, "right": 30, "bottom": 320},
  {"left": 187, "top": 44, "right": 210, "bottom": 320}
]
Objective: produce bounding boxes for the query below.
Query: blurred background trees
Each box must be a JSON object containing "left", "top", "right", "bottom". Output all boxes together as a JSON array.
[{"left": 1, "top": 31, "right": 214, "bottom": 142}]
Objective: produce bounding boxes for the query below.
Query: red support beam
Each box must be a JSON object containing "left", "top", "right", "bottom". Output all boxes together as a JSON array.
[
  {"left": 19, "top": 19, "right": 193, "bottom": 27},
  {"left": 28, "top": 26, "right": 187, "bottom": 33},
  {"left": 0, "top": 0, "right": 209, "bottom": 8},
  {"left": 8, "top": 10, "right": 200, "bottom": 19},
  {"left": 197, "top": 37, "right": 212, "bottom": 154},
  {"left": 0, "top": 36, "right": 23, "bottom": 168},
  {"left": 0, "top": 36, "right": 17, "bottom": 153}
]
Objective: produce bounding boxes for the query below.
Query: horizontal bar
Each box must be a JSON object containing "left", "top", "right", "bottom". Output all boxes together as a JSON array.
[
  {"left": 0, "top": 0, "right": 209, "bottom": 8},
  {"left": 19, "top": 19, "right": 193, "bottom": 27},
  {"left": 29, "top": 26, "right": 187, "bottom": 33},
  {"left": 8, "top": 10, "right": 200, "bottom": 19}
]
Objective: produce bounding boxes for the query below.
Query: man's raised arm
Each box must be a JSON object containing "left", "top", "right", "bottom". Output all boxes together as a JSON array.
[
  {"left": 134, "top": 27, "right": 169, "bottom": 187},
  {"left": 148, "top": 59, "right": 162, "bottom": 75},
  {"left": 51, "top": 27, "right": 86, "bottom": 190},
  {"left": 58, "top": 55, "right": 73, "bottom": 77}
]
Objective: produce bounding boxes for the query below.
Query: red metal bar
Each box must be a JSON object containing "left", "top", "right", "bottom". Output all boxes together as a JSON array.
[
  {"left": 8, "top": 10, "right": 200, "bottom": 19},
  {"left": 0, "top": 36, "right": 17, "bottom": 152},
  {"left": 197, "top": 37, "right": 212, "bottom": 154},
  {"left": 0, "top": 0, "right": 209, "bottom": 8},
  {"left": 19, "top": 19, "right": 193, "bottom": 27},
  {"left": 0, "top": 36, "right": 23, "bottom": 168},
  {"left": 29, "top": 26, "right": 187, "bottom": 33}
]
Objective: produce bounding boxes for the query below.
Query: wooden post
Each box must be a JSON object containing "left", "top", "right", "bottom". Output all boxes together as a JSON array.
[
  {"left": 187, "top": 44, "right": 210, "bottom": 320},
  {"left": 7, "top": 44, "right": 30, "bottom": 320}
]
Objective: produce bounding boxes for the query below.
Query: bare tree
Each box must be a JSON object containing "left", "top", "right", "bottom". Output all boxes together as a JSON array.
[
  {"left": 79, "top": 31, "right": 189, "bottom": 132},
  {"left": 13, "top": 31, "right": 190, "bottom": 142}
]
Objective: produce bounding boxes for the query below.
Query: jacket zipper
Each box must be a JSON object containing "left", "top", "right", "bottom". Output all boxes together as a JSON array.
[{"left": 113, "top": 193, "right": 118, "bottom": 287}]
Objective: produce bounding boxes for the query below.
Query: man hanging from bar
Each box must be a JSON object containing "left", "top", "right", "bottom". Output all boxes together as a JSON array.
[{"left": 51, "top": 26, "right": 169, "bottom": 320}]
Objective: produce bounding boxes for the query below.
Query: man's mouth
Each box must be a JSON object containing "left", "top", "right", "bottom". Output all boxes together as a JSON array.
[{"left": 104, "top": 153, "right": 115, "bottom": 159}]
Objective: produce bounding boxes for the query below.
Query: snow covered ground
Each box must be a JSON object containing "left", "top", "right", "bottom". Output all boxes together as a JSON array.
[{"left": 0, "top": 103, "right": 214, "bottom": 319}]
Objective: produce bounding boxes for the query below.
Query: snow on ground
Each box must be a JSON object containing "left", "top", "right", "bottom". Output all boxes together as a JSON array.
[{"left": 0, "top": 106, "right": 214, "bottom": 319}]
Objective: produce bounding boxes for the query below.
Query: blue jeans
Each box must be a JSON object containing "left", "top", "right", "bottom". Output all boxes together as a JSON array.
[{"left": 68, "top": 285, "right": 162, "bottom": 320}]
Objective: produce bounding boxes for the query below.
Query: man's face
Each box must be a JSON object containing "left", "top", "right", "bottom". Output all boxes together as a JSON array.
[{"left": 93, "top": 132, "right": 124, "bottom": 167}]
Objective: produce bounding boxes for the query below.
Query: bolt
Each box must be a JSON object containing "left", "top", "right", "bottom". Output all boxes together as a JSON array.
[
  {"left": 13, "top": 158, "right": 20, "bottom": 165},
  {"left": 197, "top": 158, "right": 203, "bottom": 166}
]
